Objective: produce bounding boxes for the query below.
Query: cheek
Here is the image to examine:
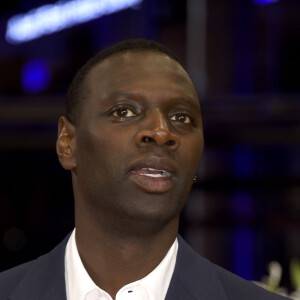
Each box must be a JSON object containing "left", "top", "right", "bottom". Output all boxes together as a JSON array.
[
  {"left": 78, "top": 124, "right": 117, "bottom": 154},
  {"left": 75, "top": 129, "right": 114, "bottom": 172},
  {"left": 181, "top": 135, "right": 204, "bottom": 172},
  {"left": 75, "top": 127, "right": 134, "bottom": 181}
]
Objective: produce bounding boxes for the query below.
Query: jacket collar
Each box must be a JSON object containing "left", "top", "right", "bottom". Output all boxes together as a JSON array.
[
  {"left": 9, "top": 234, "right": 227, "bottom": 300},
  {"left": 165, "top": 235, "right": 228, "bottom": 300}
]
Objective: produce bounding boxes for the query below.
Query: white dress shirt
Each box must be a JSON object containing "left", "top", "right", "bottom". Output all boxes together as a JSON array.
[{"left": 65, "top": 229, "right": 178, "bottom": 300}]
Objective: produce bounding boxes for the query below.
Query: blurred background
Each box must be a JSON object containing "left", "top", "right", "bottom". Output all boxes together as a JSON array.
[{"left": 0, "top": 0, "right": 299, "bottom": 291}]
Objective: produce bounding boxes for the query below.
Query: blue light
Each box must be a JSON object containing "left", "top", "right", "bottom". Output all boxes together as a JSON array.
[
  {"left": 234, "top": 146, "right": 254, "bottom": 179},
  {"left": 6, "top": 0, "right": 143, "bottom": 44},
  {"left": 234, "top": 227, "right": 254, "bottom": 280},
  {"left": 253, "top": 0, "right": 279, "bottom": 5},
  {"left": 233, "top": 191, "right": 254, "bottom": 221},
  {"left": 22, "top": 59, "right": 51, "bottom": 93}
]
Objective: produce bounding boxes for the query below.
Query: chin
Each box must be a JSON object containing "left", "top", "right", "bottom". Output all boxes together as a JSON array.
[
  {"left": 116, "top": 210, "right": 180, "bottom": 237},
  {"left": 125, "top": 186, "right": 187, "bottom": 219},
  {"left": 120, "top": 198, "right": 184, "bottom": 227}
]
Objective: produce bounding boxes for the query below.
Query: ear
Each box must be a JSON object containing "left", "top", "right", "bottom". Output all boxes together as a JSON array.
[{"left": 56, "top": 116, "right": 76, "bottom": 170}]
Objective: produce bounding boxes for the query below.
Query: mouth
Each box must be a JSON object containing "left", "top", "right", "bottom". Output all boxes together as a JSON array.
[
  {"left": 130, "top": 167, "right": 172, "bottom": 178},
  {"left": 128, "top": 158, "right": 178, "bottom": 193}
]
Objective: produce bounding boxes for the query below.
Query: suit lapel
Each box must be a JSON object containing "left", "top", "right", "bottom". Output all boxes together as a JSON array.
[
  {"left": 9, "top": 235, "right": 70, "bottom": 300},
  {"left": 165, "top": 235, "right": 228, "bottom": 300}
]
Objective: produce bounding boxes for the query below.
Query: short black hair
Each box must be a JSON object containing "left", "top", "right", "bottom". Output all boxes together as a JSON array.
[{"left": 66, "top": 39, "right": 181, "bottom": 124}]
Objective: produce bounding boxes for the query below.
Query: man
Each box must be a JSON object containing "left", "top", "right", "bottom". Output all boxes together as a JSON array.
[{"left": 0, "top": 39, "right": 289, "bottom": 299}]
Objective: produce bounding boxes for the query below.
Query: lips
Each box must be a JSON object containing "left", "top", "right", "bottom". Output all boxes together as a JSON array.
[{"left": 128, "top": 157, "right": 178, "bottom": 193}]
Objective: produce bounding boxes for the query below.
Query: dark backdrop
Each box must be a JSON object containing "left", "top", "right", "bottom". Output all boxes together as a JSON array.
[{"left": 0, "top": 0, "right": 299, "bottom": 290}]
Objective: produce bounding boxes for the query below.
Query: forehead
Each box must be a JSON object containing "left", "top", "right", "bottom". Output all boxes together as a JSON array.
[{"left": 84, "top": 50, "right": 198, "bottom": 105}]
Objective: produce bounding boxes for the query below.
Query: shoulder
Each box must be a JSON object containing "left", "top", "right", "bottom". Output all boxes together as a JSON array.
[
  {"left": 214, "top": 263, "right": 289, "bottom": 300},
  {"left": 175, "top": 235, "right": 290, "bottom": 300},
  {"left": 0, "top": 233, "right": 70, "bottom": 299},
  {"left": 0, "top": 260, "right": 35, "bottom": 296}
]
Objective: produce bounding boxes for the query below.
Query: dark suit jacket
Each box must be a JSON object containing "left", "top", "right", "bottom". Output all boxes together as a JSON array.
[{"left": 0, "top": 234, "right": 290, "bottom": 300}]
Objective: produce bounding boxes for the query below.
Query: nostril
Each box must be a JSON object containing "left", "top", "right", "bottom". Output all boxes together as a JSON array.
[
  {"left": 141, "top": 136, "right": 176, "bottom": 146},
  {"left": 142, "top": 136, "right": 154, "bottom": 143},
  {"left": 166, "top": 140, "right": 175, "bottom": 146}
]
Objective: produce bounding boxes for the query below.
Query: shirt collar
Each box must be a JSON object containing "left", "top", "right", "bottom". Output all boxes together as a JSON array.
[{"left": 65, "top": 229, "right": 178, "bottom": 300}]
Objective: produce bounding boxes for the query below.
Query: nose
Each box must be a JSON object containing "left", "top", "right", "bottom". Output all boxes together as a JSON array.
[{"left": 135, "top": 109, "right": 180, "bottom": 150}]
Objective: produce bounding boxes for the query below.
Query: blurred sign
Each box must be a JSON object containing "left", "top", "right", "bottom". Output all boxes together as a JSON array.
[
  {"left": 6, "top": 0, "right": 142, "bottom": 44},
  {"left": 253, "top": 0, "right": 279, "bottom": 5}
]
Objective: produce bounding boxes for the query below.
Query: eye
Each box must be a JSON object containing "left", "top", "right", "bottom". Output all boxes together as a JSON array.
[
  {"left": 112, "top": 107, "right": 137, "bottom": 118},
  {"left": 170, "top": 113, "right": 192, "bottom": 124}
]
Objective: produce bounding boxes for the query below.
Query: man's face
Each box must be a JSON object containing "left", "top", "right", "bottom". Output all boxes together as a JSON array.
[{"left": 72, "top": 50, "right": 204, "bottom": 227}]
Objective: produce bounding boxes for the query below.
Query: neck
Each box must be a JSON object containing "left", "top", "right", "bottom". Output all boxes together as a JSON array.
[{"left": 75, "top": 212, "right": 179, "bottom": 299}]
